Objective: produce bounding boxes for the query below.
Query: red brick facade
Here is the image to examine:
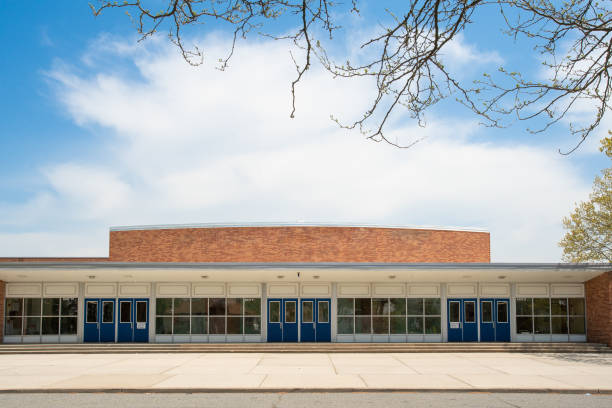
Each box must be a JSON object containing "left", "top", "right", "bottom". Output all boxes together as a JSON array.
[
  {"left": 108, "top": 226, "right": 490, "bottom": 263},
  {"left": 586, "top": 271, "right": 612, "bottom": 347}
]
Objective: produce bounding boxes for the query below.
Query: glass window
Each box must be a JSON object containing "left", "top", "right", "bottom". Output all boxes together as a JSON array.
[
  {"left": 24, "top": 317, "right": 41, "bottom": 335},
  {"left": 61, "top": 298, "right": 78, "bottom": 316},
  {"left": 191, "top": 317, "right": 207, "bottom": 334},
  {"left": 569, "top": 298, "right": 585, "bottom": 316},
  {"left": 516, "top": 298, "right": 532, "bottom": 315},
  {"left": 136, "top": 301, "right": 147, "bottom": 323},
  {"left": 407, "top": 299, "right": 423, "bottom": 315},
  {"left": 481, "top": 301, "right": 493, "bottom": 323},
  {"left": 42, "top": 317, "right": 59, "bottom": 335},
  {"left": 552, "top": 316, "right": 568, "bottom": 334},
  {"left": 389, "top": 298, "right": 405, "bottom": 315},
  {"left": 191, "top": 298, "right": 208, "bottom": 315},
  {"left": 227, "top": 317, "right": 243, "bottom": 334},
  {"left": 533, "top": 298, "right": 550, "bottom": 315},
  {"left": 244, "top": 298, "right": 260, "bottom": 316},
  {"left": 5, "top": 317, "right": 22, "bottom": 335},
  {"left": 425, "top": 317, "right": 441, "bottom": 334},
  {"left": 25, "top": 298, "right": 41, "bottom": 316},
  {"left": 337, "top": 298, "right": 354, "bottom": 315},
  {"left": 464, "top": 301, "right": 475, "bottom": 323},
  {"left": 551, "top": 298, "right": 568, "bottom": 315},
  {"left": 61, "top": 317, "right": 77, "bottom": 335},
  {"left": 174, "top": 298, "right": 190, "bottom": 316},
  {"left": 173, "top": 316, "right": 190, "bottom": 334},
  {"left": 284, "top": 301, "right": 296, "bottom": 323},
  {"left": 355, "top": 316, "right": 371, "bottom": 334},
  {"left": 449, "top": 301, "right": 460, "bottom": 322},
  {"left": 102, "top": 301, "right": 114, "bottom": 323},
  {"left": 209, "top": 298, "right": 226, "bottom": 315},
  {"left": 372, "top": 316, "right": 389, "bottom": 334},
  {"left": 227, "top": 298, "right": 243, "bottom": 316},
  {"left": 6, "top": 298, "right": 23, "bottom": 316},
  {"left": 372, "top": 298, "right": 389, "bottom": 315},
  {"left": 209, "top": 317, "right": 225, "bottom": 334},
  {"left": 120, "top": 301, "right": 132, "bottom": 323},
  {"left": 302, "top": 301, "right": 314, "bottom": 323},
  {"left": 43, "top": 298, "right": 60, "bottom": 316},
  {"left": 244, "top": 317, "right": 261, "bottom": 335},
  {"left": 355, "top": 298, "right": 371, "bottom": 315},
  {"left": 407, "top": 316, "right": 424, "bottom": 334},
  {"left": 497, "top": 302, "right": 508, "bottom": 323},
  {"left": 516, "top": 316, "right": 533, "bottom": 334},
  {"left": 269, "top": 301, "right": 280, "bottom": 323},
  {"left": 156, "top": 316, "right": 172, "bottom": 334},
  {"left": 86, "top": 301, "right": 98, "bottom": 323},
  {"left": 156, "top": 298, "right": 172, "bottom": 315},
  {"left": 318, "top": 301, "right": 329, "bottom": 323},
  {"left": 337, "top": 317, "right": 354, "bottom": 334},
  {"left": 390, "top": 316, "right": 406, "bottom": 334},
  {"left": 425, "top": 298, "right": 441, "bottom": 315},
  {"left": 569, "top": 316, "right": 585, "bottom": 334},
  {"left": 534, "top": 316, "right": 550, "bottom": 334}
]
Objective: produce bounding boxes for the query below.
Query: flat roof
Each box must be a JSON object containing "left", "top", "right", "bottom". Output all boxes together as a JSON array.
[{"left": 109, "top": 222, "right": 489, "bottom": 233}]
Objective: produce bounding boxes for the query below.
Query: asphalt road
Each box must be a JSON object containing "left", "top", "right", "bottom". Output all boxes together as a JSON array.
[{"left": 1, "top": 392, "right": 611, "bottom": 407}]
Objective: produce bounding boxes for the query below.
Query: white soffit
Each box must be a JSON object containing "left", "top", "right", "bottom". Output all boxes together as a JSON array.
[
  {"left": 301, "top": 283, "right": 332, "bottom": 297},
  {"left": 43, "top": 283, "right": 78, "bottom": 297},
  {"left": 480, "top": 283, "right": 511, "bottom": 297},
  {"left": 551, "top": 284, "right": 584, "bottom": 297},
  {"left": 267, "top": 283, "right": 299, "bottom": 297},
  {"left": 372, "top": 283, "right": 405, "bottom": 296},
  {"left": 118, "top": 283, "right": 151, "bottom": 297},
  {"left": 227, "top": 283, "right": 260, "bottom": 297},
  {"left": 6, "top": 283, "right": 42, "bottom": 297},
  {"left": 337, "top": 283, "right": 371, "bottom": 297},
  {"left": 85, "top": 283, "right": 117, "bottom": 297},
  {"left": 447, "top": 283, "right": 477, "bottom": 296},
  {"left": 516, "top": 284, "right": 549, "bottom": 297}
]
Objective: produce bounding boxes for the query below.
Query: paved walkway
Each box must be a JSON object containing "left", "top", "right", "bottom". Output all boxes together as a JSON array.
[{"left": 0, "top": 352, "right": 611, "bottom": 392}]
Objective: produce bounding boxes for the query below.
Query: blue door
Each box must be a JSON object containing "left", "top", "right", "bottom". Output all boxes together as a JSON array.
[
  {"left": 479, "top": 298, "right": 510, "bottom": 342},
  {"left": 298, "top": 298, "right": 331, "bottom": 342},
  {"left": 267, "top": 298, "right": 298, "bottom": 342},
  {"left": 118, "top": 299, "right": 149, "bottom": 342},
  {"left": 315, "top": 299, "right": 331, "bottom": 342},
  {"left": 447, "top": 298, "right": 478, "bottom": 342},
  {"left": 84, "top": 298, "right": 116, "bottom": 343}
]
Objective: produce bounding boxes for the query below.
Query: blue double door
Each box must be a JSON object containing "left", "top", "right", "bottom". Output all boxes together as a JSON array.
[
  {"left": 84, "top": 298, "right": 116, "bottom": 342},
  {"left": 447, "top": 298, "right": 510, "bottom": 342},
  {"left": 267, "top": 298, "right": 331, "bottom": 342},
  {"left": 84, "top": 298, "right": 149, "bottom": 342},
  {"left": 118, "top": 298, "right": 149, "bottom": 342}
]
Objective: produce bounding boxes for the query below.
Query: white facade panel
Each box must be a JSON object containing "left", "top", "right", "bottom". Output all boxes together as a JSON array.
[
  {"left": 156, "top": 283, "right": 190, "bottom": 297},
  {"left": 301, "top": 283, "right": 332, "bottom": 297},
  {"left": 480, "top": 284, "right": 510, "bottom": 297},
  {"left": 407, "top": 284, "right": 440, "bottom": 297},
  {"left": 267, "top": 283, "right": 299, "bottom": 297},
  {"left": 85, "top": 283, "right": 117, "bottom": 297},
  {"left": 551, "top": 284, "right": 584, "bottom": 297},
  {"left": 43, "top": 283, "right": 78, "bottom": 297},
  {"left": 516, "top": 284, "right": 549, "bottom": 297},
  {"left": 337, "top": 283, "right": 370, "bottom": 297},
  {"left": 447, "top": 283, "right": 477, "bottom": 296},
  {"left": 192, "top": 283, "right": 225, "bottom": 296},
  {"left": 372, "top": 283, "right": 405, "bottom": 296},
  {"left": 6, "top": 283, "right": 42, "bottom": 297},
  {"left": 227, "top": 283, "right": 261, "bottom": 297},
  {"left": 118, "top": 283, "right": 151, "bottom": 297}
]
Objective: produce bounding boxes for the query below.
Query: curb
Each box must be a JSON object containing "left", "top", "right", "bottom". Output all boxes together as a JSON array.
[{"left": 0, "top": 388, "right": 609, "bottom": 394}]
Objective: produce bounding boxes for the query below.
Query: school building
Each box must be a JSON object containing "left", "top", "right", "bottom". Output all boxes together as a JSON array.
[{"left": 0, "top": 224, "right": 610, "bottom": 346}]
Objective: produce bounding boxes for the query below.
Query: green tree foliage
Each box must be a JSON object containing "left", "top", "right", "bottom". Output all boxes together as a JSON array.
[{"left": 559, "top": 135, "right": 612, "bottom": 262}]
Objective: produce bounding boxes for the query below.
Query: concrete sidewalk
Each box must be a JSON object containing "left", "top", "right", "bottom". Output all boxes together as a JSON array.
[{"left": 0, "top": 352, "right": 611, "bottom": 393}]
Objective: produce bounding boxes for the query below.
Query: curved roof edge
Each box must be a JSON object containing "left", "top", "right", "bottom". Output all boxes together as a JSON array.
[{"left": 109, "top": 222, "right": 489, "bottom": 233}]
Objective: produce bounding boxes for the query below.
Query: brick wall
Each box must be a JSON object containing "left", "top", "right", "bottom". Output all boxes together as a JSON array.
[
  {"left": 0, "top": 280, "right": 4, "bottom": 342},
  {"left": 585, "top": 271, "right": 612, "bottom": 347},
  {"left": 0, "top": 258, "right": 108, "bottom": 262},
  {"left": 109, "top": 227, "right": 490, "bottom": 263}
]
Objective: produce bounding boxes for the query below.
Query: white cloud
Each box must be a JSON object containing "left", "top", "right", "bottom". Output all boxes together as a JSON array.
[{"left": 0, "top": 34, "right": 597, "bottom": 261}]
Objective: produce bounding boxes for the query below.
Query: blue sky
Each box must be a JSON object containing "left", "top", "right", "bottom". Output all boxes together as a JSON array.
[{"left": 0, "top": 1, "right": 609, "bottom": 260}]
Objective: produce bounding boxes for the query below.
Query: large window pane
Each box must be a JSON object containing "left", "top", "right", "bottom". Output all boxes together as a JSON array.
[
  {"left": 372, "top": 316, "right": 389, "bottom": 334},
  {"left": 227, "top": 298, "right": 243, "bottom": 316},
  {"left": 61, "top": 317, "right": 77, "bottom": 335},
  {"left": 227, "top": 317, "right": 243, "bottom": 334},
  {"left": 173, "top": 316, "right": 190, "bottom": 334},
  {"left": 156, "top": 298, "right": 172, "bottom": 315},
  {"left": 191, "top": 317, "right": 207, "bottom": 334},
  {"left": 390, "top": 317, "right": 406, "bottom": 334},
  {"left": 120, "top": 301, "right": 132, "bottom": 323},
  {"left": 174, "top": 298, "right": 190, "bottom": 316},
  {"left": 269, "top": 301, "right": 280, "bottom": 323},
  {"left": 209, "top": 317, "right": 226, "bottom": 334},
  {"left": 244, "top": 317, "right": 261, "bottom": 334},
  {"left": 191, "top": 298, "right": 208, "bottom": 315},
  {"left": 25, "top": 298, "right": 41, "bottom": 316},
  {"left": 449, "top": 301, "right": 460, "bottom": 322},
  {"left": 425, "top": 317, "right": 441, "bottom": 334},
  {"left": 464, "top": 301, "right": 476, "bottom": 323},
  {"left": 24, "top": 317, "right": 40, "bottom": 335},
  {"left": 516, "top": 298, "right": 532, "bottom": 315},
  {"left": 552, "top": 316, "right": 568, "bottom": 334},
  {"left": 337, "top": 317, "right": 354, "bottom": 334},
  {"left": 481, "top": 301, "right": 493, "bottom": 322},
  {"left": 569, "top": 298, "right": 585, "bottom": 316},
  {"left": 533, "top": 298, "right": 550, "bottom": 315},
  {"left": 372, "top": 299, "right": 389, "bottom": 315},
  {"left": 244, "top": 298, "right": 261, "bottom": 316},
  {"left": 86, "top": 301, "right": 98, "bottom": 323},
  {"left": 318, "top": 301, "right": 329, "bottom": 323},
  {"left": 516, "top": 316, "right": 533, "bottom": 334},
  {"left": 284, "top": 301, "right": 296, "bottom": 323},
  {"left": 551, "top": 298, "right": 568, "bottom": 316},
  {"left": 425, "top": 299, "right": 441, "bottom": 315},
  {"left": 102, "top": 302, "right": 114, "bottom": 323},
  {"left": 61, "top": 298, "right": 78, "bottom": 316},
  {"left": 42, "top": 317, "right": 59, "bottom": 335},
  {"left": 407, "top": 316, "right": 424, "bottom": 334},
  {"left": 355, "top": 298, "right": 371, "bottom": 315},
  {"left": 337, "top": 298, "right": 354, "bottom": 315},
  {"left": 497, "top": 302, "right": 508, "bottom": 323},
  {"left": 156, "top": 316, "right": 172, "bottom": 334},
  {"left": 43, "top": 298, "right": 60, "bottom": 316},
  {"left": 389, "top": 298, "right": 406, "bottom": 315},
  {"left": 569, "top": 317, "right": 585, "bottom": 334},
  {"left": 407, "top": 299, "right": 423, "bottom": 315},
  {"left": 209, "top": 298, "right": 226, "bottom": 315},
  {"left": 534, "top": 316, "right": 550, "bottom": 334},
  {"left": 5, "top": 317, "right": 22, "bottom": 335},
  {"left": 355, "top": 316, "right": 371, "bottom": 334},
  {"left": 6, "top": 298, "right": 23, "bottom": 316}
]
